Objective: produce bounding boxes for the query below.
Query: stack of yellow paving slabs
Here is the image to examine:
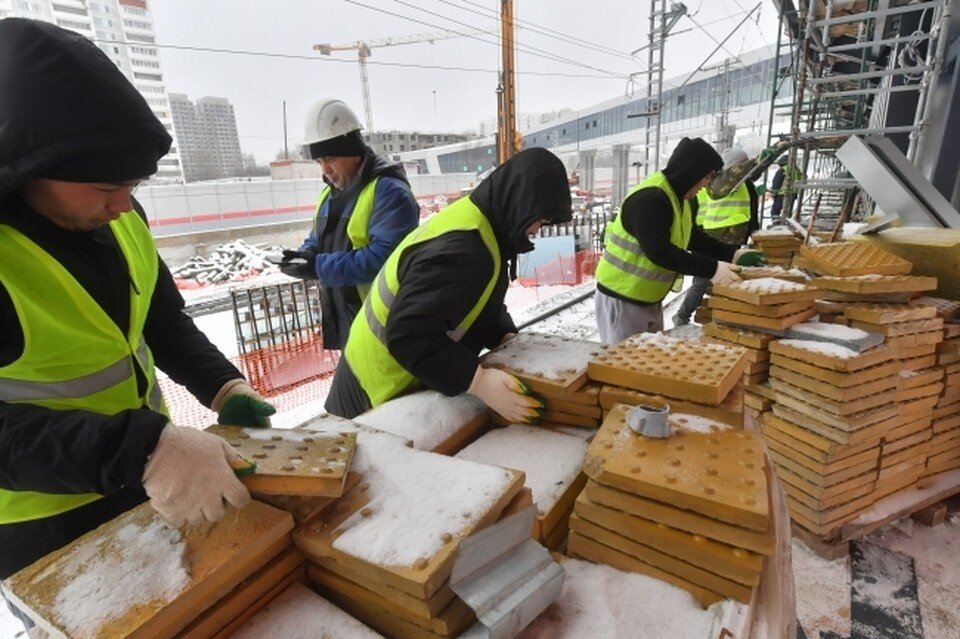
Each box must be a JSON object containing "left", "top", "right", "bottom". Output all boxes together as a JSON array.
[
  {"left": 751, "top": 227, "right": 802, "bottom": 268},
  {"left": 353, "top": 389, "right": 489, "bottom": 454},
  {"left": 926, "top": 333, "right": 960, "bottom": 477},
  {"left": 765, "top": 339, "right": 904, "bottom": 534},
  {"left": 910, "top": 296, "right": 960, "bottom": 321},
  {"left": 588, "top": 332, "right": 746, "bottom": 406},
  {"left": 455, "top": 424, "right": 589, "bottom": 550},
  {"left": 708, "top": 277, "right": 819, "bottom": 334},
  {"left": 809, "top": 274, "right": 938, "bottom": 303},
  {"left": 294, "top": 428, "right": 525, "bottom": 638},
  {"left": 701, "top": 321, "right": 778, "bottom": 409},
  {"left": 598, "top": 382, "right": 744, "bottom": 428},
  {"left": 481, "top": 332, "right": 607, "bottom": 428},
  {"left": 206, "top": 425, "right": 356, "bottom": 497},
  {"left": 738, "top": 265, "right": 809, "bottom": 283},
  {"left": 797, "top": 241, "right": 913, "bottom": 277},
  {"left": 4, "top": 501, "right": 294, "bottom": 639},
  {"left": 574, "top": 404, "right": 772, "bottom": 607},
  {"left": 843, "top": 303, "right": 944, "bottom": 370}
]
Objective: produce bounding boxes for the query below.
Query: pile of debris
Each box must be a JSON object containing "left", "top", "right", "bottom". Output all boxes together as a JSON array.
[{"left": 170, "top": 240, "right": 281, "bottom": 286}]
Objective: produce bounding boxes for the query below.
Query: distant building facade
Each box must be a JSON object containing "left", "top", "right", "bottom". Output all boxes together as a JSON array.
[
  {"left": 169, "top": 94, "right": 243, "bottom": 182},
  {"left": 362, "top": 131, "right": 476, "bottom": 159},
  {"left": 0, "top": 0, "right": 185, "bottom": 182}
]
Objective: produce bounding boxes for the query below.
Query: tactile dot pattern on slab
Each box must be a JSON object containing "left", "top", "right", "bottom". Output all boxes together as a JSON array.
[
  {"left": 799, "top": 242, "right": 912, "bottom": 276},
  {"left": 208, "top": 425, "right": 354, "bottom": 480},
  {"left": 482, "top": 332, "right": 606, "bottom": 382},
  {"left": 585, "top": 405, "right": 769, "bottom": 530},
  {"left": 592, "top": 334, "right": 744, "bottom": 387},
  {"left": 729, "top": 277, "right": 809, "bottom": 294}
]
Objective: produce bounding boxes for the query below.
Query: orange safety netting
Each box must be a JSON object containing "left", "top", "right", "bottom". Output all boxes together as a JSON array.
[{"left": 518, "top": 250, "right": 600, "bottom": 287}]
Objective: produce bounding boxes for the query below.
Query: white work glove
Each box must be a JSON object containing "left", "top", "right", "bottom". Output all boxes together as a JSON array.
[
  {"left": 468, "top": 367, "right": 544, "bottom": 424},
  {"left": 142, "top": 425, "right": 251, "bottom": 527},
  {"left": 711, "top": 261, "right": 742, "bottom": 286}
]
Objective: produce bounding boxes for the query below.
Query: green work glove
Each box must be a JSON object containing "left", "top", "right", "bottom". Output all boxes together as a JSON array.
[
  {"left": 212, "top": 380, "right": 276, "bottom": 428},
  {"left": 734, "top": 249, "right": 767, "bottom": 267},
  {"left": 755, "top": 184, "right": 767, "bottom": 196}
]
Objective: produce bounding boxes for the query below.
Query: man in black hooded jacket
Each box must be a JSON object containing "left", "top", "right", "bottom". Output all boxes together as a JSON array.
[
  {"left": 594, "top": 137, "right": 745, "bottom": 343},
  {"left": 0, "top": 19, "right": 273, "bottom": 626},
  {"left": 324, "top": 148, "right": 572, "bottom": 422}
]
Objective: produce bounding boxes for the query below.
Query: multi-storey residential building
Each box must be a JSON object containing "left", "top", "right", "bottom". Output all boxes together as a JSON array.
[
  {"left": 170, "top": 94, "right": 243, "bottom": 182},
  {"left": 0, "top": 0, "right": 184, "bottom": 182},
  {"left": 362, "top": 131, "right": 476, "bottom": 159}
]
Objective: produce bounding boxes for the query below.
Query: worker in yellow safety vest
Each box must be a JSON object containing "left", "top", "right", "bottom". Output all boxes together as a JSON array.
[
  {"left": 278, "top": 99, "right": 419, "bottom": 350},
  {"left": 0, "top": 19, "right": 275, "bottom": 632},
  {"left": 324, "top": 149, "right": 572, "bottom": 422},
  {"left": 673, "top": 147, "right": 762, "bottom": 326},
  {"left": 595, "top": 138, "right": 761, "bottom": 344},
  {"left": 769, "top": 155, "right": 804, "bottom": 220}
]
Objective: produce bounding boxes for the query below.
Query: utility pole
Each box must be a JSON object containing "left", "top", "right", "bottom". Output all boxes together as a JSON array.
[
  {"left": 644, "top": 1, "right": 687, "bottom": 171},
  {"left": 497, "top": 0, "right": 519, "bottom": 165},
  {"left": 282, "top": 100, "right": 288, "bottom": 160}
]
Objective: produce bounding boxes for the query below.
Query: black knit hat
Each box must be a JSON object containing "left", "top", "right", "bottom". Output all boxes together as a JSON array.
[
  {"left": 307, "top": 130, "right": 366, "bottom": 159},
  {"left": 36, "top": 144, "right": 161, "bottom": 183}
]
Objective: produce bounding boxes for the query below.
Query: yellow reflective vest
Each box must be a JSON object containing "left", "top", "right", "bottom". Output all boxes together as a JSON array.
[
  {"left": 595, "top": 172, "right": 691, "bottom": 304},
  {"left": 0, "top": 211, "right": 166, "bottom": 524},
  {"left": 314, "top": 176, "right": 379, "bottom": 299},
  {"left": 695, "top": 182, "right": 751, "bottom": 229},
  {"left": 344, "top": 197, "right": 500, "bottom": 407}
]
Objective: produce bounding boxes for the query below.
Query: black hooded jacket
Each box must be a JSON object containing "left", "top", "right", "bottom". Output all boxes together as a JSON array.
[
  {"left": 0, "top": 18, "right": 242, "bottom": 579},
  {"left": 325, "top": 148, "right": 571, "bottom": 418},
  {"left": 598, "top": 137, "right": 737, "bottom": 305}
]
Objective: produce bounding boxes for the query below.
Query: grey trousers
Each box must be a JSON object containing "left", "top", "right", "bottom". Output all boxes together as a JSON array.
[
  {"left": 675, "top": 275, "right": 710, "bottom": 323},
  {"left": 594, "top": 289, "right": 663, "bottom": 345}
]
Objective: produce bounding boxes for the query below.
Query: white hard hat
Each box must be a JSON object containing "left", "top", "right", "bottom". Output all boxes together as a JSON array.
[
  {"left": 303, "top": 99, "right": 362, "bottom": 145},
  {"left": 721, "top": 147, "right": 749, "bottom": 170}
]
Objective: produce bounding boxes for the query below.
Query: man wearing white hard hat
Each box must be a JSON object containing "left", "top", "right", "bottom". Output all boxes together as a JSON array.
[
  {"left": 279, "top": 99, "right": 419, "bottom": 350},
  {"left": 673, "top": 146, "right": 761, "bottom": 326}
]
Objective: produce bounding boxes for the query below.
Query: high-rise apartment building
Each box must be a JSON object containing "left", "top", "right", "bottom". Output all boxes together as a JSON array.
[
  {"left": 0, "top": 0, "right": 184, "bottom": 182},
  {"left": 169, "top": 94, "right": 243, "bottom": 182}
]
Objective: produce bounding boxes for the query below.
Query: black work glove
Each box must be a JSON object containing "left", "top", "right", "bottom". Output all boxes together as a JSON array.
[{"left": 279, "top": 248, "right": 319, "bottom": 280}]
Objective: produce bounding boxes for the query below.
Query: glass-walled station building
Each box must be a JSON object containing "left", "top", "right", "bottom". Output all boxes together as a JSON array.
[{"left": 401, "top": 46, "right": 792, "bottom": 200}]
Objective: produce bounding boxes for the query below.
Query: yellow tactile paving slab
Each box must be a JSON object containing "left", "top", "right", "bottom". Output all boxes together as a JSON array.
[
  {"left": 702, "top": 320, "right": 778, "bottom": 350},
  {"left": 774, "top": 461, "right": 876, "bottom": 503},
  {"left": 583, "top": 481, "right": 773, "bottom": 554},
  {"left": 799, "top": 241, "right": 913, "bottom": 276},
  {"left": 751, "top": 227, "right": 802, "bottom": 245},
  {"left": 768, "top": 446, "right": 879, "bottom": 489},
  {"left": 568, "top": 514, "right": 753, "bottom": 603},
  {"left": 583, "top": 404, "right": 769, "bottom": 531},
  {"left": 897, "top": 367, "right": 945, "bottom": 391},
  {"left": 770, "top": 403, "right": 894, "bottom": 446},
  {"left": 293, "top": 460, "right": 524, "bottom": 600},
  {"left": 5, "top": 501, "right": 293, "bottom": 639},
  {"left": 598, "top": 384, "right": 744, "bottom": 428},
  {"left": 850, "top": 317, "right": 945, "bottom": 337},
  {"left": 256, "top": 472, "right": 362, "bottom": 525},
  {"left": 573, "top": 493, "right": 762, "bottom": 586},
  {"left": 843, "top": 303, "right": 938, "bottom": 324},
  {"left": 787, "top": 489, "right": 877, "bottom": 528},
  {"left": 308, "top": 565, "right": 474, "bottom": 637},
  {"left": 761, "top": 413, "right": 878, "bottom": 461},
  {"left": 887, "top": 416, "right": 933, "bottom": 443},
  {"left": 207, "top": 425, "right": 355, "bottom": 497},
  {"left": 767, "top": 340, "right": 894, "bottom": 372},
  {"left": 711, "top": 307, "right": 817, "bottom": 332},
  {"left": 542, "top": 396, "right": 603, "bottom": 418},
  {"left": 737, "top": 266, "right": 808, "bottom": 283},
  {"left": 177, "top": 547, "right": 305, "bottom": 639},
  {"left": 566, "top": 531, "right": 724, "bottom": 608},
  {"left": 315, "top": 581, "right": 449, "bottom": 639},
  {"left": 910, "top": 296, "right": 960, "bottom": 319},
  {"left": 779, "top": 473, "right": 876, "bottom": 514},
  {"left": 588, "top": 333, "right": 746, "bottom": 406},
  {"left": 762, "top": 429, "right": 879, "bottom": 477},
  {"left": 710, "top": 277, "right": 820, "bottom": 306},
  {"left": 768, "top": 365, "right": 898, "bottom": 402},
  {"left": 897, "top": 381, "right": 945, "bottom": 403},
  {"left": 769, "top": 379, "right": 894, "bottom": 417},
  {"left": 772, "top": 392, "right": 898, "bottom": 433},
  {"left": 809, "top": 274, "right": 938, "bottom": 295},
  {"left": 708, "top": 295, "right": 815, "bottom": 318},
  {"left": 480, "top": 331, "right": 605, "bottom": 398}
]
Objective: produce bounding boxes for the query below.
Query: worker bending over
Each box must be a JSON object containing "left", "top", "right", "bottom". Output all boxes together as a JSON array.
[
  {"left": 325, "top": 148, "right": 572, "bottom": 423},
  {"left": 279, "top": 99, "right": 419, "bottom": 350},
  {"left": 595, "top": 137, "right": 757, "bottom": 344},
  {"left": 673, "top": 147, "right": 761, "bottom": 326},
  {"left": 0, "top": 19, "right": 274, "bottom": 629}
]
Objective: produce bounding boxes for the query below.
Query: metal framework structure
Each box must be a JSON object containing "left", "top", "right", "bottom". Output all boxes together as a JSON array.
[{"left": 766, "top": 0, "right": 954, "bottom": 231}]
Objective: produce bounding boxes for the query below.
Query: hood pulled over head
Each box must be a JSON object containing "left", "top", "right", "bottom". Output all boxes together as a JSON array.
[
  {"left": 469, "top": 147, "right": 572, "bottom": 261},
  {"left": 662, "top": 137, "right": 722, "bottom": 197},
  {"left": 0, "top": 18, "right": 172, "bottom": 202}
]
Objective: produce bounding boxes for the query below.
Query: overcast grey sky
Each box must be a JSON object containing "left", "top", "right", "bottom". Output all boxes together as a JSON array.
[{"left": 150, "top": 1, "right": 781, "bottom": 163}]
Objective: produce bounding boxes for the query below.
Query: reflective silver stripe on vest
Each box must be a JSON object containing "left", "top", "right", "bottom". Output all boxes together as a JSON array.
[
  {"left": 701, "top": 199, "right": 750, "bottom": 210},
  {"left": 600, "top": 251, "right": 677, "bottom": 283},
  {"left": 366, "top": 271, "right": 468, "bottom": 345},
  {"left": 608, "top": 232, "right": 641, "bottom": 254},
  {"left": 134, "top": 340, "right": 164, "bottom": 412},
  {"left": 0, "top": 356, "right": 132, "bottom": 401}
]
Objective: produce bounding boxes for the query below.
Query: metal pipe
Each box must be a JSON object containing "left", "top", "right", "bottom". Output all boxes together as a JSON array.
[{"left": 908, "top": 2, "right": 951, "bottom": 161}]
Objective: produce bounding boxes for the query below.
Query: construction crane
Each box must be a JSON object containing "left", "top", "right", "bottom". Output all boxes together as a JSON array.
[{"left": 314, "top": 30, "right": 484, "bottom": 132}]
